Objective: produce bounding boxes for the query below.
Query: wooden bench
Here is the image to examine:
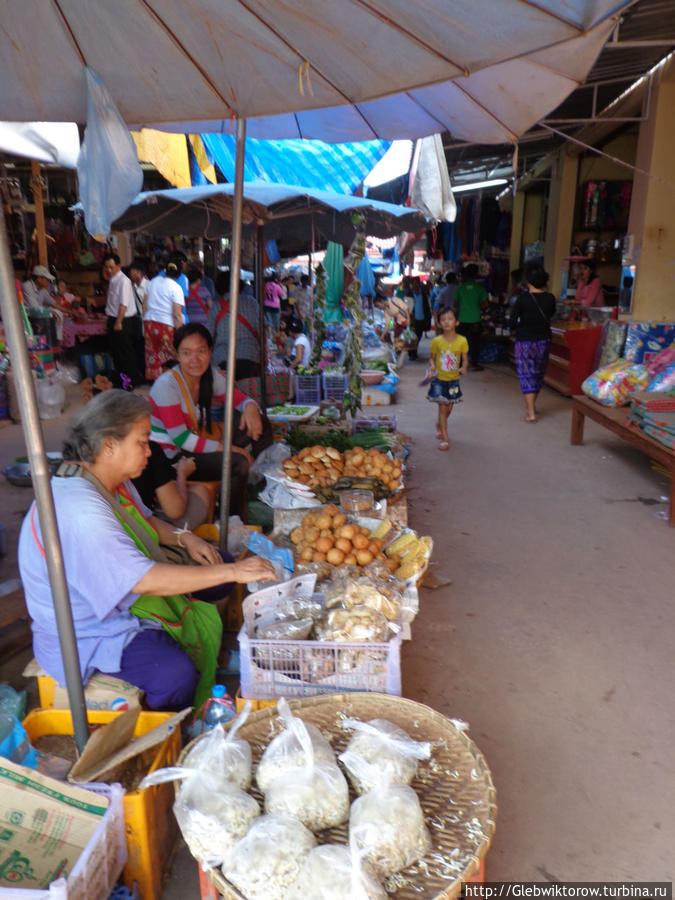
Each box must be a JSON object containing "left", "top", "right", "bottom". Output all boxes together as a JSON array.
[{"left": 571, "top": 394, "right": 675, "bottom": 527}]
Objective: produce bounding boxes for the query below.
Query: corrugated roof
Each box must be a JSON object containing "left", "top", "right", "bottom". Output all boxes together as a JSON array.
[{"left": 443, "top": 0, "right": 675, "bottom": 186}]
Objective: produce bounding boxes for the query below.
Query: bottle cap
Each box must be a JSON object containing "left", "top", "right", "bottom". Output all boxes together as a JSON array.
[{"left": 212, "top": 684, "right": 226, "bottom": 698}]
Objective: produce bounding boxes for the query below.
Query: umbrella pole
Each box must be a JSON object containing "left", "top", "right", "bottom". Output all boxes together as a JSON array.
[
  {"left": 0, "top": 206, "right": 89, "bottom": 753},
  {"left": 255, "top": 224, "right": 266, "bottom": 408},
  {"left": 219, "top": 118, "right": 246, "bottom": 550}
]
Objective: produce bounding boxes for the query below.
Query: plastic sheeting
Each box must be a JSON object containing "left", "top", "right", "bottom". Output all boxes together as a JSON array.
[
  {"left": 409, "top": 135, "right": 456, "bottom": 224},
  {"left": 77, "top": 69, "right": 143, "bottom": 240},
  {"left": 0, "top": 122, "right": 79, "bottom": 168},
  {"left": 201, "top": 135, "right": 389, "bottom": 194}
]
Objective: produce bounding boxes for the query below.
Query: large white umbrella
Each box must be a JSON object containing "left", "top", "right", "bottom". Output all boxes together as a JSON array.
[{"left": 0, "top": 0, "right": 630, "bottom": 747}]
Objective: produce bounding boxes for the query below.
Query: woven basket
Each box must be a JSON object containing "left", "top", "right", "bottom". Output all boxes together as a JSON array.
[{"left": 180, "top": 693, "right": 497, "bottom": 900}]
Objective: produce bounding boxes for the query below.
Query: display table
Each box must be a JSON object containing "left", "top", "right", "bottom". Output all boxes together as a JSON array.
[
  {"left": 546, "top": 323, "right": 602, "bottom": 396},
  {"left": 61, "top": 318, "right": 107, "bottom": 349},
  {"left": 571, "top": 394, "right": 675, "bottom": 526}
]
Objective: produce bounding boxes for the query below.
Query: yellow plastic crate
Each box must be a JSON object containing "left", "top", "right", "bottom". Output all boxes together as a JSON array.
[
  {"left": 22, "top": 708, "right": 181, "bottom": 900},
  {"left": 235, "top": 688, "right": 277, "bottom": 714}
]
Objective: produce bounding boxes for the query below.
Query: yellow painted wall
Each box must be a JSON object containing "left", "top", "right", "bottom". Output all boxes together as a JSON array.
[
  {"left": 628, "top": 56, "right": 675, "bottom": 321},
  {"left": 544, "top": 149, "right": 579, "bottom": 297}
]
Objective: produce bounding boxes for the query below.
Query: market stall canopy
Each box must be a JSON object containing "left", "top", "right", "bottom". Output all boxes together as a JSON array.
[
  {"left": 1, "top": 1, "right": 630, "bottom": 144},
  {"left": 111, "top": 182, "right": 427, "bottom": 253},
  {"left": 0, "top": 122, "right": 80, "bottom": 168}
]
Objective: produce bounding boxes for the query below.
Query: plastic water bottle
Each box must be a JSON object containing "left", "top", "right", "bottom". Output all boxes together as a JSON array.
[
  {"left": 0, "top": 712, "right": 38, "bottom": 768},
  {"left": 203, "top": 685, "right": 236, "bottom": 730}
]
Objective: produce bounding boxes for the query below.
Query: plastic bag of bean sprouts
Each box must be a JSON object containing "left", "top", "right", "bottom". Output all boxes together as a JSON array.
[
  {"left": 286, "top": 841, "right": 388, "bottom": 900},
  {"left": 344, "top": 751, "right": 431, "bottom": 880},
  {"left": 339, "top": 717, "right": 431, "bottom": 794},
  {"left": 263, "top": 709, "right": 349, "bottom": 831},
  {"left": 223, "top": 814, "right": 316, "bottom": 900},
  {"left": 255, "top": 697, "right": 336, "bottom": 792},
  {"left": 182, "top": 700, "right": 253, "bottom": 789}
]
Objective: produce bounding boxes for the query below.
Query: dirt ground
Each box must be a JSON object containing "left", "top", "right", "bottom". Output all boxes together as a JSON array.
[{"left": 1, "top": 344, "right": 673, "bottom": 895}]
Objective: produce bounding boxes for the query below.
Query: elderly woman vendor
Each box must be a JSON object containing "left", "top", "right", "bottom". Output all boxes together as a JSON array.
[{"left": 18, "top": 391, "right": 276, "bottom": 711}]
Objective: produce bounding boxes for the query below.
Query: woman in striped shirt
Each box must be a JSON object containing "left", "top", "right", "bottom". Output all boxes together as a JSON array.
[{"left": 149, "top": 323, "right": 269, "bottom": 515}]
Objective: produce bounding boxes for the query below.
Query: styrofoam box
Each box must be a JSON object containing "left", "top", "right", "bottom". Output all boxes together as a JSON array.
[
  {"left": 239, "top": 575, "right": 402, "bottom": 700},
  {"left": 0, "top": 783, "right": 126, "bottom": 900},
  {"left": 361, "top": 386, "right": 394, "bottom": 406}
]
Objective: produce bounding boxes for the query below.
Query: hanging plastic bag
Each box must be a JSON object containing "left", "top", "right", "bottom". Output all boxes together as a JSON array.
[
  {"left": 223, "top": 814, "right": 316, "bottom": 900},
  {"left": 183, "top": 700, "right": 253, "bottom": 790},
  {"left": 263, "top": 710, "right": 349, "bottom": 832},
  {"left": 286, "top": 841, "right": 387, "bottom": 900},
  {"left": 77, "top": 67, "right": 143, "bottom": 241},
  {"left": 344, "top": 750, "right": 431, "bottom": 880},
  {"left": 339, "top": 718, "right": 431, "bottom": 795},
  {"left": 255, "top": 697, "right": 335, "bottom": 792}
]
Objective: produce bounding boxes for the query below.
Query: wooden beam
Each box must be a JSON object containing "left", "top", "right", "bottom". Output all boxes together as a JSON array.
[{"left": 30, "top": 160, "right": 48, "bottom": 267}]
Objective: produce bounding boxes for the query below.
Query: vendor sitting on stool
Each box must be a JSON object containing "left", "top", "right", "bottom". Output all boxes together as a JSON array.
[{"left": 18, "top": 390, "right": 276, "bottom": 710}]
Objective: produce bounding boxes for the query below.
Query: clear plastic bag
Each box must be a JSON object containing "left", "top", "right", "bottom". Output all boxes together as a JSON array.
[
  {"left": 344, "top": 751, "right": 431, "bottom": 880},
  {"left": 263, "top": 711, "right": 349, "bottom": 831},
  {"left": 183, "top": 701, "right": 253, "bottom": 790},
  {"left": 314, "top": 605, "right": 393, "bottom": 642},
  {"left": 286, "top": 842, "right": 387, "bottom": 900},
  {"left": 77, "top": 67, "right": 143, "bottom": 240},
  {"left": 223, "top": 813, "right": 316, "bottom": 900},
  {"left": 139, "top": 767, "right": 259, "bottom": 867},
  {"left": 256, "top": 617, "right": 314, "bottom": 641},
  {"left": 339, "top": 718, "right": 431, "bottom": 794},
  {"left": 342, "top": 577, "right": 402, "bottom": 622},
  {"left": 255, "top": 698, "right": 336, "bottom": 792}
]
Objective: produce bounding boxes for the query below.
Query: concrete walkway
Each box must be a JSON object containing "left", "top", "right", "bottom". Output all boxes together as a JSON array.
[{"left": 396, "top": 346, "right": 674, "bottom": 882}]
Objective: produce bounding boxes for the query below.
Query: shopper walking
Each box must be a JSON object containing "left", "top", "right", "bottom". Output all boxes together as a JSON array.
[
  {"left": 426, "top": 307, "right": 468, "bottom": 451},
  {"left": 510, "top": 262, "right": 556, "bottom": 423},
  {"left": 143, "top": 260, "right": 185, "bottom": 381},
  {"left": 102, "top": 253, "right": 142, "bottom": 387},
  {"left": 455, "top": 264, "right": 487, "bottom": 371}
]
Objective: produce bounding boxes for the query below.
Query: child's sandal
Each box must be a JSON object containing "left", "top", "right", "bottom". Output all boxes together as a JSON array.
[{"left": 438, "top": 440, "right": 450, "bottom": 451}]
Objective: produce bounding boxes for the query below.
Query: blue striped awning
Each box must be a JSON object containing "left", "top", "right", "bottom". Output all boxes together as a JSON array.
[{"left": 200, "top": 134, "right": 390, "bottom": 195}]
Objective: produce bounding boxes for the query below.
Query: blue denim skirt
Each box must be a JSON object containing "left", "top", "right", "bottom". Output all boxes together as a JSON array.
[{"left": 427, "top": 377, "right": 463, "bottom": 405}]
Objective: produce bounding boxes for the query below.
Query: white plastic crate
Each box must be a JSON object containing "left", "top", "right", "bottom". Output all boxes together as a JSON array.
[
  {"left": 239, "top": 575, "right": 402, "bottom": 700},
  {"left": 322, "top": 372, "right": 348, "bottom": 402},
  {"left": 0, "top": 783, "right": 126, "bottom": 900},
  {"left": 239, "top": 625, "right": 402, "bottom": 700},
  {"left": 294, "top": 374, "right": 321, "bottom": 405}
]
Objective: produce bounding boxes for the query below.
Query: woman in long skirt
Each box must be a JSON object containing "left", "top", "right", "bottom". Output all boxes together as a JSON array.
[
  {"left": 510, "top": 263, "right": 557, "bottom": 422},
  {"left": 143, "top": 260, "right": 185, "bottom": 381}
]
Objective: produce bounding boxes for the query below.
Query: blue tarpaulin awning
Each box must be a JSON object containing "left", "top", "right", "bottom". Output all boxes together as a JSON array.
[{"left": 200, "top": 135, "right": 390, "bottom": 195}]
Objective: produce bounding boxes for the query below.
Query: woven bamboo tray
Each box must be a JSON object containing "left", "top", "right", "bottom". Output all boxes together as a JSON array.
[{"left": 180, "top": 692, "right": 497, "bottom": 900}]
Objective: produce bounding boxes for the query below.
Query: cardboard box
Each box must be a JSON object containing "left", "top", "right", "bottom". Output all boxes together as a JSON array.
[
  {"left": 21, "top": 708, "right": 189, "bottom": 900},
  {"left": 22, "top": 661, "right": 142, "bottom": 711},
  {"left": 0, "top": 759, "right": 125, "bottom": 899}
]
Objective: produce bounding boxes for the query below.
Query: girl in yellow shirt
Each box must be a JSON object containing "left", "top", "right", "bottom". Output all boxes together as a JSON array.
[{"left": 426, "top": 307, "right": 468, "bottom": 450}]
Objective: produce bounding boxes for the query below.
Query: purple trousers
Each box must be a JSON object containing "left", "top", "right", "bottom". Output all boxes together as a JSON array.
[
  {"left": 103, "top": 628, "right": 200, "bottom": 711},
  {"left": 100, "top": 550, "right": 236, "bottom": 709}
]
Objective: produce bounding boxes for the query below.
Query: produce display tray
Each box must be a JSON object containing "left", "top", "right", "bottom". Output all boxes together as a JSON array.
[
  {"left": 186, "top": 694, "right": 496, "bottom": 900},
  {"left": 266, "top": 405, "right": 319, "bottom": 423}
]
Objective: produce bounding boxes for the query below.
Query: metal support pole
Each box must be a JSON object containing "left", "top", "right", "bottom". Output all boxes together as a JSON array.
[
  {"left": 219, "top": 118, "right": 246, "bottom": 550},
  {"left": 0, "top": 205, "right": 89, "bottom": 753},
  {"left": 255, "top": 224, "right": 266, "bottom": 408}
]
